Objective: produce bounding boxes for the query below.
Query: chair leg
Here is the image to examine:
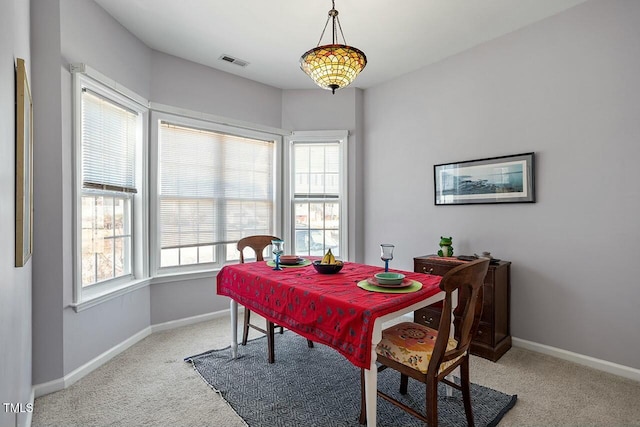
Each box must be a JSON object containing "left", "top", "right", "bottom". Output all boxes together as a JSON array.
[
  {"left": 460, "top": 357, "right": 475, "bottom": 427},
  {"left": 426, "top": 377, "right": 439, "bottom": 427},
  {"left": 307, "top": 339, "right": 314, "bottom": 348},
  {"left": 241, "top": 308, "right": 251, "bottom": 346},
  {"left": 267, "top": 321, "right": 275, "bottom": 364},
  {"left": 358, "top": 369, "right": 367, "bottom": 425},
  {"left": 400, "top": 373, "right": 409, "bottom": 395}
]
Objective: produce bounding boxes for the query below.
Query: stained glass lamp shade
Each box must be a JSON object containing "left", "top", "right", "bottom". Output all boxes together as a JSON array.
[{"left": 299, "top": 1, "right": 367, "bottom": 94}]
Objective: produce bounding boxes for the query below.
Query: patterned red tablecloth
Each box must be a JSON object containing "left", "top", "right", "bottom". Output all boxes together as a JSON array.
[{"left": 217, "top": 260, "right": 442, "bottom": 369}]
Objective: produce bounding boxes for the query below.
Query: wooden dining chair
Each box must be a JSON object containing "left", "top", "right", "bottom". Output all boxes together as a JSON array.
[
  {"left": 237, "top": 235, "right": 313, "bottom": 364},
  {"left": 359, "top": 258, "right": 490, "bottom": 427}
]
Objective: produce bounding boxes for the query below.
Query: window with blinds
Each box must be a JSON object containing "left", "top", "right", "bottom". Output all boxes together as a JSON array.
[
  {"left": 158, "top": 121, "right": 275, "bottom": 268},
  {"left": 80, "top": 89, "right": 139, "bottom": 287},
  {"left": 291, "top": 142, "right": 342, "bottom": 257}
]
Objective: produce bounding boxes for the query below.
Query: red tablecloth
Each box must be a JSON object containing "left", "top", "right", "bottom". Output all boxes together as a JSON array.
[{"left": 217, "top": 260, "right": 442, "bottom": 369}]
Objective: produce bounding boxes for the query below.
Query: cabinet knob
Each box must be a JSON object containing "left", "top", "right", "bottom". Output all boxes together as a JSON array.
[{"left": 423, "top": 267, "right": 434, "bottom": 274}]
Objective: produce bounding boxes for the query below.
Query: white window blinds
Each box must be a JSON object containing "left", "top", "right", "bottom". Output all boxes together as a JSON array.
[
  {"left": 158, "top": 122, "right": 274, "bottom": 253},
  {"left": 81, "top": 89, "right": 138, "bottom": 193}
]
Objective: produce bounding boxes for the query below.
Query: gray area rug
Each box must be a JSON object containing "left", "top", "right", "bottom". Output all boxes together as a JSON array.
[{"left": 185, "top": 333, "right": 517, "bottom": 427}]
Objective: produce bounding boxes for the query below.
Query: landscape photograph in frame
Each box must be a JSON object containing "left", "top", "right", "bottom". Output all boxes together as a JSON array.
[{"left": 434, "top": 152, "right": 535, "bottom": 205}]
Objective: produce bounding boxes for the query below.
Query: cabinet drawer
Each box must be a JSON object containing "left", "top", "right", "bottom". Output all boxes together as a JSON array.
[
  {"left": 414, "top": 261, "right": 452, "bottom": 276},
  {"left": 414, "top": 307, "right": 441, "bottom": 329},
  {"left": 474, "top": 322, "right": 494, "bottom": 346}
]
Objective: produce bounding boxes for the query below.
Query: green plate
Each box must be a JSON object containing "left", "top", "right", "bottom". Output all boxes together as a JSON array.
[{"left": 357, "top": 280, "right": 422, "bottom": 293}]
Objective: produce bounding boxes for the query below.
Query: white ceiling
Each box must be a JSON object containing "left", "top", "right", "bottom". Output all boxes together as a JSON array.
[{"left": 95, "top": 0, "right": 588, "bottom": 91}]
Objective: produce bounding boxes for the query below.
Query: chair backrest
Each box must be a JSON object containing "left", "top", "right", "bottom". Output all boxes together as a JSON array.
[
  {"left": 428, "top": 258, "right": 490, "bottom": 375},
  {"left": 237, "top": 235, "right": 281, "bottom": 263}
]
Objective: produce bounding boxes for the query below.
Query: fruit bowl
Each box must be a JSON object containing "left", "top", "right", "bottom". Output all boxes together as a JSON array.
[
  {"left": 312, "top": 260, "right": 344, "bottom": 274},
  {"left": 374, "top": 272, "right": 405, "bottom": 285}
]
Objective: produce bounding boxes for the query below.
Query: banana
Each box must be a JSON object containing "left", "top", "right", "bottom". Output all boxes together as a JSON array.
[{"left": 322, "top": 248, "right": 336, "bottom": 265}]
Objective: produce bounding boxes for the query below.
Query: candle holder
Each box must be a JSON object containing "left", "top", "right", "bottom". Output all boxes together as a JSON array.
[
  {"left": 271, "top": 239, "right": 284, "bottom": 271},
  {"left": 380, "top": 244, "right": 395, "bottom": 272}
]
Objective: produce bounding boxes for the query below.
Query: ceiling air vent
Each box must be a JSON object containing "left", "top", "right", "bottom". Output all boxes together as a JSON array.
[{"left": 219, "top": 54, "right": 249, "bottom": 67}]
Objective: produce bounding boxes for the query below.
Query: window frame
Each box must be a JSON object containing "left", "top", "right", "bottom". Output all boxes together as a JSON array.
[
  {"left": 149, "top": 111, "right": 283, "bottom": 277},
  {"left": 284, "top": 131, "right": 349, "bottom": 260},
  {"left": 71, "top": 70, "right": 149, "bottom": 310}
]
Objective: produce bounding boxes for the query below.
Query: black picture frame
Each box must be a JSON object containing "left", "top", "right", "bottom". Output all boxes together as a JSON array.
[{"left": 434, "top": 152, "right": 535, "bottom": 205}]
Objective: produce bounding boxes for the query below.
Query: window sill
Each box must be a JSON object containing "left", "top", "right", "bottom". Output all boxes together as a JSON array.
[{"left": 71, "top": 278, "right": 151, "bottom": 312}]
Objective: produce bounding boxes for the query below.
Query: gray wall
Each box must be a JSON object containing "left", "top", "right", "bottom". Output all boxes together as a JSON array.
[
  {"left": 31, "top": 0, "right": 153, "bottom": 386},
  {"left": 150, "top": 52, "right": 282, "bottom": 127},
  {"left": 282, "top": 88, "right": 366, "bottom": 262},
  {"left": 1, "top": 1, "right": 32, "bottom": 426},
  {"left": 362, "top": 0, "right": 640, "bottom": 369},
  {"left": 147, "top": 51, "right": 283, "bottom": 325},
  {"left": 23, "top": 0, "right": 640, "bottom": 398},
  {"left": 32, "top": 0, "right": 287, "bottom": 381}
]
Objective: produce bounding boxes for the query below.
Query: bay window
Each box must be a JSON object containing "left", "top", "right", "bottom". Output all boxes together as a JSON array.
[
  {"left": 152, "top": 114, "right": 278, "bottom": 273},
  {"left": 72, "top": 68, "right": 148, "bottom": 307}
]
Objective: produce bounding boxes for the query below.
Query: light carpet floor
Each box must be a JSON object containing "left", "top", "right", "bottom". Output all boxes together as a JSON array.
[{"left": 32, "top": 315, "right": 640, "bottom": 426}]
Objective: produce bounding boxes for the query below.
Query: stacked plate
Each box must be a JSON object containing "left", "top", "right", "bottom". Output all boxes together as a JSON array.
[
  {"left": 367, "top": 272, "right": 413, "bottom": 288},
  {"left": 279, "top": 255, "right": 304, "bottom": 265}
]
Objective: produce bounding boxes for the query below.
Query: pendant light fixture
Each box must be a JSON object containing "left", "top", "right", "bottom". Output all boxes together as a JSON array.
[{"left": 299, "top": 0, "right": 367, "bottom": 94}]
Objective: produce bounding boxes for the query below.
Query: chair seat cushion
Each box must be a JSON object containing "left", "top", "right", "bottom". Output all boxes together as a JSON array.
[{"left": 376, "top": 322, "right": 460, "bottom": 374}]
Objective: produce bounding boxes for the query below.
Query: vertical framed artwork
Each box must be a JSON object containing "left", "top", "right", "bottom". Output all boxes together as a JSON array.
[
  {"left": 434, "top": 152, "right": 535, "bottom": 205},
  {"left": 15, "top": 58, "right": 33, "bottom": 267}
]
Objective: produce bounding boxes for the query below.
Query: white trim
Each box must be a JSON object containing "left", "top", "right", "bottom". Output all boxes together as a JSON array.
[
  {"left": 70, "top": 278, "right": 151, "bottom": 312},
  {"left": 513, "top": 337, "right": 640, "bottom": 382},
  {"left": 150, "top": 309, "right": 231, "bottom": 333},
  {"left": 284, "top": 130, "right": 349, "bottom": 259},
  {"left": 148, "top": 111, "right": 282, "bottom": 276},
  {"left": 71, "top": 71, "right": 150, "bottom": 305},
  {"left": 31, "top": 312, "right": 640, "bottom": 401},
  {"left": 20, "top": 389, "right": 34, "bottom": 427},
  {"left": 150, "top": 101, "right": 290, "bottom": 137},
  {"left": 151, "top": 269, "right": 218, "bottom": 285},
  {"left": 70, "top": 63, "right": 148, "bottom": 108},
  {"left": 32, "top": 309, "right": 233, "bottom": 399},
  {"left": 33, "top": 327, "right": 152, "bottom": 398}
]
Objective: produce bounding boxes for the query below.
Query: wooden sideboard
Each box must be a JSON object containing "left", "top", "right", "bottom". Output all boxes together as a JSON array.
[{"left": 413, "top": 256, "right": 512, "bottom": 362}]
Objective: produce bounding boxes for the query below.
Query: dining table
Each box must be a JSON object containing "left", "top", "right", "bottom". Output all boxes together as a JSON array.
[{"left": 217, "top": 257, "right": 446, "bottom": 427}]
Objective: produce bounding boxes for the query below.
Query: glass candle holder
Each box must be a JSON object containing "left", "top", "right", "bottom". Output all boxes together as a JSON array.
[
  {"left": 272, "top": 239, "right": 284, "bottom": 271},
  {"left": 380, "top": 244, "right": 395, "bottom": 272}
]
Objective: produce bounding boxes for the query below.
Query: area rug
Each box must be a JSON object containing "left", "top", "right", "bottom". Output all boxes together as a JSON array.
[{"left": 185, "top": 333, "right": 516, "bottom": 427}]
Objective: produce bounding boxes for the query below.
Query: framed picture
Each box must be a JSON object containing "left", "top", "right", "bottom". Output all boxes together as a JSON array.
[
  {"left": 434, "top": 152, "right": 535, "bottom": 205},
  {"left": 15, "top": 58, "right": 33, "bottom": 267}
]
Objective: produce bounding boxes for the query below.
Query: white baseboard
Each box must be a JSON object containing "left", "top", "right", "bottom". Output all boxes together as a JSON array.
[
  {"left": 150, "top": 309, "right": 231, "bottom": 333},
  {"left": 33, "top": 309, "right": 233, "bottom": 399},
  {"left": 513, "top": 337, "right": 640, "bottom": 382},
  {"left": 33, "top": 327, "right": 152, "bottom": 398},
  {"left": 32, "top": 313, "right": 639, "bottom": 403}
]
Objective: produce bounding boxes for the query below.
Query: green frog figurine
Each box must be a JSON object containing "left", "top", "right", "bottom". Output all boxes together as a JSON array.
[{"left": 437, "top": 236, "right": 454, "bottom": 257}]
